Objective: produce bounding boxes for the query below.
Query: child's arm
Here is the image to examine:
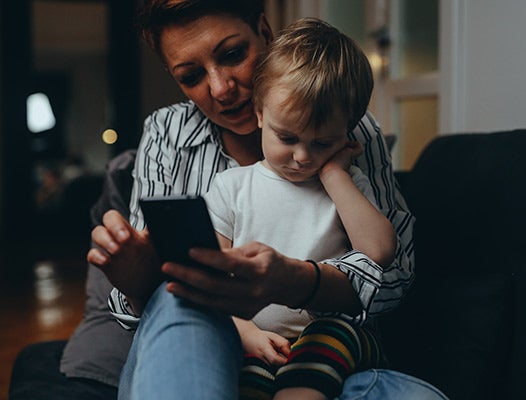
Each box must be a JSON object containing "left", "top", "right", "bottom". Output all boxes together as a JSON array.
[
  {"left": 319, "top": 144, "right": 397, "bottom": 267},
  {"left": 216, "top": 232, "right": 291, "bottom": 366}
]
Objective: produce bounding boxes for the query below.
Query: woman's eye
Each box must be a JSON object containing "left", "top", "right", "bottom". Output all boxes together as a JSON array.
[
  {"left": 178, "top": 70, "right": 203, "bottom": 87},
  {"left": 221, "top": 46, "right": 247, "bottom": 65}
]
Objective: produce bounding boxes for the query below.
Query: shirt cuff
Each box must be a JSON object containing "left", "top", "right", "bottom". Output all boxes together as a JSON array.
[
  {"left": 313, "top": 250, "right": 383, "bottom": 324},
  {"left": 108, "top": 287, "right": 140, "bottom": 331}
]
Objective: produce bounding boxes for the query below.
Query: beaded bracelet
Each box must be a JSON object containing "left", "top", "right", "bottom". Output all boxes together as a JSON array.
[{"left": 292, "top": 259, "right": 321, "bottom": 309}]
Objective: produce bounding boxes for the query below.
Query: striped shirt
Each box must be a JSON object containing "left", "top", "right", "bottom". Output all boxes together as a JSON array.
[{"left": 109, "top": 101, "right": 415, "bottom": 328}]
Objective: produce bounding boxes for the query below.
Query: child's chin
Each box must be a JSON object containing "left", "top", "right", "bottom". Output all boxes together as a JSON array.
[{"left": 286, "top": 172, "right": 316, "bottom": 182}]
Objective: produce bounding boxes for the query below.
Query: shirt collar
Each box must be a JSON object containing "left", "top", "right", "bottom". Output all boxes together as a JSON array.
[{"left": 177, "top": 101, "right": 223, "bottom": 149}]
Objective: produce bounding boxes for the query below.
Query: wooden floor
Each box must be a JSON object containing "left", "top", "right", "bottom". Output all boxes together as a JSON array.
[{"left": 0, "top": 238, "right": 88, "bottom": 400}]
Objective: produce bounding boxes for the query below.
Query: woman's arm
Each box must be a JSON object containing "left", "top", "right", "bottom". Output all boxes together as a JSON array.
[
  {"left": 163, "top": 242, "right": 363, "bottom": 319},
  {"left": 89, "top": 104, "right": 205, "bottom": 325},
  {"left": 89, "top": 112, "right": 175, "bottom": 319}
]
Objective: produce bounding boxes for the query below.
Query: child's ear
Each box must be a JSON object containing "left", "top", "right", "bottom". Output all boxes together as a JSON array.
[{"left": 256, "top": 109, "right": 263, "bottom": 128}]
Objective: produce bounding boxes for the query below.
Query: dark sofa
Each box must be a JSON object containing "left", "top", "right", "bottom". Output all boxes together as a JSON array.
[
  {"left": 380, "top": 130, "right": 526, "bottom": 400},
  {"left": 9, "top": 130, "right": 526, "bottom": 399}
]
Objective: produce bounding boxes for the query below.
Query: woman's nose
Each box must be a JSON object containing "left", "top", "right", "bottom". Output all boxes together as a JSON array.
[{"left": 209, "top": 68, "right": 235, "bottom": 103}]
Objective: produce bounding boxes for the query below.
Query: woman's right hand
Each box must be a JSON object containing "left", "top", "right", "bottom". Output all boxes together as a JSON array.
[
  {"left": 87, "top": 209, "right": 164, "bottom": 313},
  {"left": 163, "top": 241, "right": 362, "bottom": 319}
]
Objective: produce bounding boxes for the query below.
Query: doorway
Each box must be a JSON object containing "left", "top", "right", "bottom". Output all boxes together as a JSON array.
[{"left": 0, "top": 0, "right": 140, "bottom": 274}]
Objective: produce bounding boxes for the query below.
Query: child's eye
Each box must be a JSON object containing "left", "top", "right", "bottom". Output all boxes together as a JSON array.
[
  {"left": 279, "top": 136, "right": 298, "bottom": 144},
  {"left": 313, "top": 141, "right": 333, "bottom": 148}
]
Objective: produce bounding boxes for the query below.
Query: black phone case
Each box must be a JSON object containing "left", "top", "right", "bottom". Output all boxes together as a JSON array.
[{"left": 139, "top": 195, "right": 220, "bottom": 265}]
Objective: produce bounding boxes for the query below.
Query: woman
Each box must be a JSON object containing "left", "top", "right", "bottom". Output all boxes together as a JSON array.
[{"left": 88, "top": 1, "right": 444, "bottom": 399}]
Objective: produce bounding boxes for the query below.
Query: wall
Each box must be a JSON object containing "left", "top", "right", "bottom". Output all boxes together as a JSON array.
[
  {"left": 440, "top": 0, "right": 526, "bottom": 133},
  {"left": 0, "top": 6, "right": 3, "bottom": 239},
  {"left": 0, "top": 1, "right": 33, "bottom": 243},
  {"left": 140, "top": 42, "right": 185, "bottom": 120},
  {"left": 33, "top": 1, "right": 110, "bottom": 173},
  {"left": 325, "top": 0, "right": 366, "bottom": 44}
]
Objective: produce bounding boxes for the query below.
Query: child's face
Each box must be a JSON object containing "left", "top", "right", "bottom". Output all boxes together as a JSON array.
[{"left": 257, "top": 87, "right": 348, "bottom": 182}]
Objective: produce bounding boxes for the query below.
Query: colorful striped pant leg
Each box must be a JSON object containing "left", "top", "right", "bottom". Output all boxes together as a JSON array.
[
  {"left": 274, "top": 317, "right": 384, "bottom": 399},
  {"left": 239, "top": 354, "right": 278, "bottom": 400}
]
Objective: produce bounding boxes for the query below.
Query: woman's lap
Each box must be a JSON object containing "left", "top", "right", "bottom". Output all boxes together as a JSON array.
[
  {"left": 337, "top": 369, "right": 449, "bottom": 400},
  {"left": 119, "top": 284, "right": 448, "bottom": 400},
  {"left": 119, "top": 282, "right": 243, "bottom": 400}
]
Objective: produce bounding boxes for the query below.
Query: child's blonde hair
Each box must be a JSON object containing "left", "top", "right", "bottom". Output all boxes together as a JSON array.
[{"left": 253, "top": 17, "right": 373, "bottom": 131}]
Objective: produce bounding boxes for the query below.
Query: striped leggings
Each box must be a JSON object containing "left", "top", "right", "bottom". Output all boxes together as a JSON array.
[{"left": 239, "top": 317, "right": 384, "bottom": 400}]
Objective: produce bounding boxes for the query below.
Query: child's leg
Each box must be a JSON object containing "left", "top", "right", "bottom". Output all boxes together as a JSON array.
[
  {"left": 273, "top": 317, "right": 383, "bottom": 399},
  {"left": 273, "top": 387, "right": 326, "bottom": 400},
  {"left": 239, "top": 354, "right": 279, "bottom": 400}
]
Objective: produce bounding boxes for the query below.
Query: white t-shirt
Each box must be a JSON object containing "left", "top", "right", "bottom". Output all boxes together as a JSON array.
[{"left": 205, "top": 161, "right": 377, "bottom": 338}]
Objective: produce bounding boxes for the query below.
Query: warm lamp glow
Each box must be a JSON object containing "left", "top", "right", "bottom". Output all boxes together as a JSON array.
[
  {"left": 102, "top": 129, "right": 118, "bottom": 144},
  {"left": 368, "top": 52, "right": 383, "bottom": 73}
]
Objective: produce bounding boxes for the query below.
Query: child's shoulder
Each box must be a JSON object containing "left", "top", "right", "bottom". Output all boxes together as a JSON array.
[{"left": 215, "top": 163, "right": 258, "bottom": 183}]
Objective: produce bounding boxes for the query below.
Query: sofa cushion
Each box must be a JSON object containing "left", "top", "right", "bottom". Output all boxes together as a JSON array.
[
  {"left": 381, "top": 271, "right": 513, "bottom": 400},
  {"left": 381, "top": 130, "right": 526, "bottom": 399},
  {"left": 406, "top": 130, "right": 526, "bottom": 274},
  {"left": 9, "top": 341, "right": 117, "bottom": 400}
]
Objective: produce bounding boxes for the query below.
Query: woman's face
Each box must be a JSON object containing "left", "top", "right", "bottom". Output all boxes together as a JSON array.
[{"left": 160, "top": 14, "right": 272, "bottom": 135}]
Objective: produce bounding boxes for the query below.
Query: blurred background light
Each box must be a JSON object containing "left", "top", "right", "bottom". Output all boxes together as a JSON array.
[
  {"left": 27, "top": 92, "right": 56, "bottom": 133},
  {"left": 102, "top": 128, "right": 118, "bottom": 144}
]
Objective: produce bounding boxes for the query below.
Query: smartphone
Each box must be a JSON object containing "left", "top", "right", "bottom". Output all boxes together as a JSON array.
[{"left": 139, "top": 195, "right": 220, "bottom": 266}]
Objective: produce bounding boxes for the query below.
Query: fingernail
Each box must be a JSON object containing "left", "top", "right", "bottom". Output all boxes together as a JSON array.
[
  {"left": 116, "top": 229, "right": 128, "bottom": 241},
  {"left": 108, "top": 241, "right": 119, "bottom": 254},
  {"left": 97, "top": 253, "right": 109, "bottom": 264}
]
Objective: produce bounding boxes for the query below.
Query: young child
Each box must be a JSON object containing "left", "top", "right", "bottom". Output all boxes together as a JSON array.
[{"left": 204, "top": 18, "right": 396, "bottom": 400}]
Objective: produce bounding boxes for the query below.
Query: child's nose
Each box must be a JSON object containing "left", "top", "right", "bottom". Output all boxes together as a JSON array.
[{"left": 293, "top": 147, "right": 312, "bottom": 165}]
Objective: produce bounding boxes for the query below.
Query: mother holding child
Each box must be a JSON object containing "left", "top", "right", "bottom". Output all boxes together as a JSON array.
[{"left": 88, "top": 1, "right": 447, "bottom": 399}]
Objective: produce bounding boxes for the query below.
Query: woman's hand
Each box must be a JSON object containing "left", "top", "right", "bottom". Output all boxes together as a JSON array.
[
  {"left": 162, "top": 242, "right": 304, "bottom": 320},
  {"left": 87, "top": 209, "right": 164, "bottom": 313}
]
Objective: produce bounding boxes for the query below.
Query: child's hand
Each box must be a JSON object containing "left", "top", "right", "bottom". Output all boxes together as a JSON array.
[
  {"left": 243, "top": 328, "right": 291, "bottom": 366},
  {"left": 320, "top": 140, "right": 364, "bottom": 177}
]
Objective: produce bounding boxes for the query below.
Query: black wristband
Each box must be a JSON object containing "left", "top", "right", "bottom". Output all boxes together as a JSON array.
[{"left": 292, "top": 259, "right": 321, "bottom": 309}]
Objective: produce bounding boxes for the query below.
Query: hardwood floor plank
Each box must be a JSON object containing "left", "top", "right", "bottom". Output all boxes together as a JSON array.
[{"left": 0, "top": 247, "right": 87, "bottom": 400}]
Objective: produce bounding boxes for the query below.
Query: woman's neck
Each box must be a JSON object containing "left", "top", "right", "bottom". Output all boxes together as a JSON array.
[{"left": 221, "top": 129, "right": 263, "bottom": 166}]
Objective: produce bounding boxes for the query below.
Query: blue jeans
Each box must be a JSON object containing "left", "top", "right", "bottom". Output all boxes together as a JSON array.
[
  {"left": 336, "top": 369, "right": 449, "bottom": 400},
  {"left": 119, "top": 283, "right": 449, "bottom": 400}
]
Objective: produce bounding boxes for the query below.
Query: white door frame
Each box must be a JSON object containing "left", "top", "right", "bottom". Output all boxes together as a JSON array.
[{"left": 439, "top": 0, "right": 466, "bottom": 134}]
